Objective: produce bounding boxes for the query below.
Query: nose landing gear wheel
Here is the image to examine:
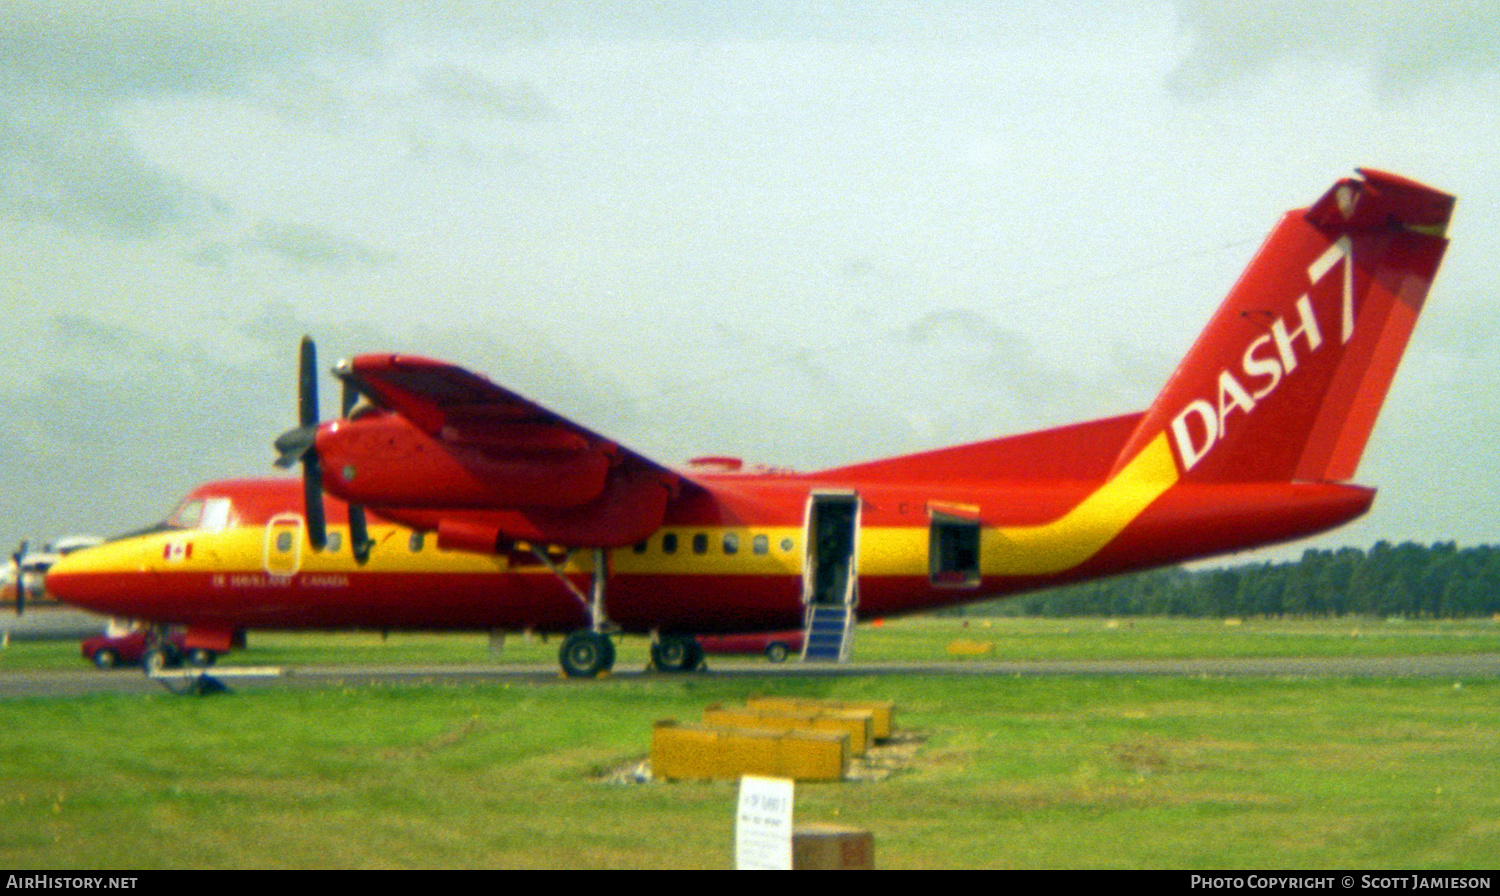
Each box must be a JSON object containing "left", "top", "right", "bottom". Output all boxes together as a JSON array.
[{"left": 560, "top": 631, "right": 616, "bottom": 678}]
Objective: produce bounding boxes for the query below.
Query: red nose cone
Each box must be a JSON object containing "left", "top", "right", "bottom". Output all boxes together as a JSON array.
[{"left": 41, "top": 552, "right": 119, "bottom": 616}]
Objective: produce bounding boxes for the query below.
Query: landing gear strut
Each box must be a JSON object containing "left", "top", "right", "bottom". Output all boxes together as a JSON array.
[{"left": 535, "top": 546, "right": 618, "bottom": 678}]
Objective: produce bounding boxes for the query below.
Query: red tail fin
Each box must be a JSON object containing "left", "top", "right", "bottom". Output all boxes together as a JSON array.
[{"left": 1113, "top": 169, "right": 1453, "bottom": 484}]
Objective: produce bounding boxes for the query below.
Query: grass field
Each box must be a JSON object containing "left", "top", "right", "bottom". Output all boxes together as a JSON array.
[
  {"left": 9, "top": 614, "right": 1499, "bottom": 671},
  {"left": 1, "top": 617, "right": 1497, "bottom": 869}
]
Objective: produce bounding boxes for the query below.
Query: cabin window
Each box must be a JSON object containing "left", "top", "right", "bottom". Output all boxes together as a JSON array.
[
  {"left": 723, "top": 532, "right": 739, "bottom": 555},
  {"left": 276, "top": 531, "right": 294, "bottom": 552},
  {"left": 327, "top": 531, "right": 342, "bottom": 552},
  {"left": 753, "top": 534, "right": 769, "bottom": 555},
  {"left": 780, "top": 538, "right": 794, "bottom": 553},
  {"left": 662, "top": 533, "right": 678, "bottom": 554},
  {"left": 409, "top": 532, "right": 425, "bottom": 552},
  {"left": 632, "top": 540, "right": 648, "bottom": 554},
  {"left": 929, "top": 515, "right": 981, "bottom": 586},
  {"left": 692, "top": 533, "right": 708, "bottom": 554}
]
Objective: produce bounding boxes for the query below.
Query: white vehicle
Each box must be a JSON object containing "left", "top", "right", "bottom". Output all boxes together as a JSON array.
[{"left": 5, "top": 535, "right": 103, "bottom": 607}]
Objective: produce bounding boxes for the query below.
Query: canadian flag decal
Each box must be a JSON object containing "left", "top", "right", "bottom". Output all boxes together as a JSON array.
[{"left": 163, "top": 541, "right": 193, "bottom": 562}]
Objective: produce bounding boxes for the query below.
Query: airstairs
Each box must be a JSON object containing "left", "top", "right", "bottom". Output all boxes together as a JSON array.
[{"left": 801, "top": 603, "right": 854, "bottom": 662}]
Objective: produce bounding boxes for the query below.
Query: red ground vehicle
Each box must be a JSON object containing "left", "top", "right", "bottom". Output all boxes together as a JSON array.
[
  {"left": 697, "top": 630, "right": 804, "bottom": 663},
  {"left": 80, "top": 629, "right": 215, "bottom": 670}
]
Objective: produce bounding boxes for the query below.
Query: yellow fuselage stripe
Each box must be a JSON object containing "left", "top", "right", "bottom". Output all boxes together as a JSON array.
[{"left": 139, "top": 435, "right": 1176, "bottom": 581}]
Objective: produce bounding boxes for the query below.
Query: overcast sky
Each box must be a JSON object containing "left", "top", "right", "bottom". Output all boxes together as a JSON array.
[{"left": 2, "top": 1, "right": 1497, "bottom": 562}]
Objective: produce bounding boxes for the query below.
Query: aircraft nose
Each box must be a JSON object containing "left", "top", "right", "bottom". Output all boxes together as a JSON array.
[
  {"left": 41, "top": 551, "right": 98, "bottom": 608},
  {"left": 43, "top": 543, "right": 146, "bottom": 616}
]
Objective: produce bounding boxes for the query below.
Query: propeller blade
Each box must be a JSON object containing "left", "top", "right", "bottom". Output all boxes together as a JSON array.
[
  {"left": 304, "top": 449, "right": 327, "bottom": 551},
  {"left": 273, "top": 425, "right": 317, "bottom": 468},
  {"left": 348, "top": 505, "right": 371, "bottom": 564},
  {"left": 298, "top": 335, "right": 319, "bottom": 427},
  {"left": 287, "top": 336, "right": 327, "bottom": 551},
  {"left": 339, "top": 374, "right": 372, "bottom": 564},
  {"left": 12, "top": 541, "right": 26, "bottom": 617},
  {"left": 340, "top": 375, "right": 359, "bottom": 417}
]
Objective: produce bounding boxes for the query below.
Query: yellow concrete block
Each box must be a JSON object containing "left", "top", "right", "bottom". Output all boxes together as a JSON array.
[
  {"left": 651, "top": 720, "right": 847, "bottom": 782},
  {"left": 704, "top": 704, "right": 873, "bottom": 756},
  {"left": 746, "top": 697, "right": 896, "bottom": 741}
]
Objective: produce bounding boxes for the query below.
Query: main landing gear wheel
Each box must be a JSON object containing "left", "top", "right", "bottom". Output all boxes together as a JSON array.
[
  {"left": 559, "top": 631, "right": 616, "bottom": 678},
  {"left": 650, "top": 635, "right": 703, "bottom": 673}
]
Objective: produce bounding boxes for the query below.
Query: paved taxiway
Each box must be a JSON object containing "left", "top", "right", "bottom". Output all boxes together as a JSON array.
[
  {"left": 4, "top": 654, "right": 1498, "bottom": 699},
  {"left": 0, "top": 606, "right": 106, "bottom": 642}
]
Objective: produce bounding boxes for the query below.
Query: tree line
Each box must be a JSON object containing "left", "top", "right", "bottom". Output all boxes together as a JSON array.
[{"left": 958, "top": 541, "right": 1500, "bottom": 618}]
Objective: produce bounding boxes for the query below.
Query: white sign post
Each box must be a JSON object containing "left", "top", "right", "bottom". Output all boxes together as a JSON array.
[{"left": 735, "top": 775, "right": 794, "bottom": 870}]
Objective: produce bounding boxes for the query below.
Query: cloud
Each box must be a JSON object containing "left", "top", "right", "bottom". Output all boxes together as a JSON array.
[
  {"left": 0, "top": 4, "right": 384, "bottom": 236},
  {"left": 0, "top": 99, "right": 207, "bottom": 235},
  {"left": 0, "top": 4, "right": 585, "bottom": 239},
  {"left": 902, "top": 308, "right": 1066, "bottom": 406},
  {"left": 0, "top": 4, "right": 390, "bottom": 94},
  {"left": 417, "top": 66, "right": 556, "bottom": 121},
  {"left": 1169, "top": 0, "right": 1500, "bottom": 97},
  {"left": 0, "top": 312, "right": 288, "bottom": 536},
  {"left": 191, "top": 220, "right": 388, "bottom": 269}
]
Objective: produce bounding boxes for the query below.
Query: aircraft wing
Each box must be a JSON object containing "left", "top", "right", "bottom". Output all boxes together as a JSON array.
[
  {"left": 344, "top": 353, "right": 676, "bottom": 478},
  {"left": 327, "top": 353, "right": 687, "bottom": 549}
]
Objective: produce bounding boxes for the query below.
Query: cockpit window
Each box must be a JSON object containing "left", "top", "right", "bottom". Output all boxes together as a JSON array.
[
  {"left": 167, "top": 497, "right": 233, "bottom": 532},
  {"left": 200, "top": 498, "right": 232, "bottom": 531},
  {"left": 170, "top": 500, "right": 203, "bottom": 529}
]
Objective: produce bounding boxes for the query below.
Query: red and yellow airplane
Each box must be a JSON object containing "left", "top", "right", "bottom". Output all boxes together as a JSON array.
[{"left": 46, "top": 169, "right": 1454, "bottom": 676}]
